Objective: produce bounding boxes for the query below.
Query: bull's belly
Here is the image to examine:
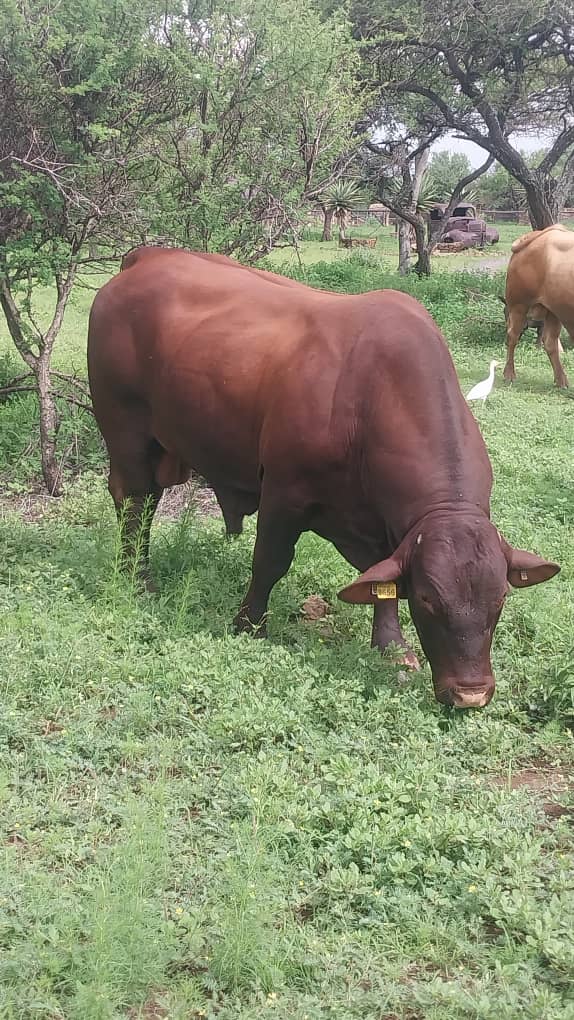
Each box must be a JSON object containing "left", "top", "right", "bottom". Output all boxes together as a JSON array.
[{"left": 150, "top": 391, "right": 262, "bottom": 493}]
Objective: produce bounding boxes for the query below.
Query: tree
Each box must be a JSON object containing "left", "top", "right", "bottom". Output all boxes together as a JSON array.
[
  {"left": 0, "top": 0, "right": 361, "bottom": 492},
  {"left": 321, "top": 180, "right": 365, "bottom": 241},
  {"left": 426, "top": 151, "right": 472, "bottom": 202},
  {"left": 474, "top": 164, "right": 527, "bottom": 211},
  {"left": 153, "top": 0, "right": 361, "bottom": 260},
  {"left": 357, "top": 0, "right": 574, "bottom": 229},
  {"left": 363, "top": 122, "right": 492, "bottom": 274},
  {"left": 0, "top": 0, "right": 195, "bottom": 493}
]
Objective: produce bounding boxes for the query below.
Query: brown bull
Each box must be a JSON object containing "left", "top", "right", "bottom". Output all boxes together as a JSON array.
[
  {"left": 87, "top": 247, "right": 559, "bottom": 708},
  {"left": 503, "top": 224, "right": 572, "bottom": 388}
]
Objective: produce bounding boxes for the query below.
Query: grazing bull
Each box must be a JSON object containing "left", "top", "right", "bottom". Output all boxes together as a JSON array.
[
  {"left": 87, "top": 247, "right": 559, "bottom": 708},
  {"left": 503, "top": 224, "right": 572, "bottom": 388}
]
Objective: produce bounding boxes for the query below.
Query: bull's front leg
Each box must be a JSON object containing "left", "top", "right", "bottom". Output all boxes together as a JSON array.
[
  {"left": 234, "top": 499, "right": 305, "bottom": 636},
  {"left": 371, "top": 599, "right": 420, "bottom": 670}
]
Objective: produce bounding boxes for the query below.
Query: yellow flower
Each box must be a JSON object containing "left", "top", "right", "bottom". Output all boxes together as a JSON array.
[
  {"left": 403, "top": 839, "right": 412, "bottom": 848},
  {"left": 267, "top": 991, "right": 277, "bottom": 1000},
  {"left": 175, "top": 907, "right": 183, "bottom": 916},
  {"left": 468, "top": 884, "right": 477, "bottom": 893}
]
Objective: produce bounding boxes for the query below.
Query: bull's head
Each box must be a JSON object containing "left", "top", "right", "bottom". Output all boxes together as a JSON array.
[{"left": 338, "top": 514, "right": 559, "bottom": 708}]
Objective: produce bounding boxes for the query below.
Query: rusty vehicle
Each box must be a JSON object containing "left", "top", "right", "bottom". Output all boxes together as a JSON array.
[{"left": 430, "top": 203, "right": 499, "bottom": 248}]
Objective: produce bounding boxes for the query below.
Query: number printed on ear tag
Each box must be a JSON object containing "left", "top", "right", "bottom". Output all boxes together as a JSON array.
[{"left": 371, "top": 582, "right": 397, "bottom": 599}]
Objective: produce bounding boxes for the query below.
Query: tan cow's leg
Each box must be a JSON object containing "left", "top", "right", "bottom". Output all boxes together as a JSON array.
[
  {"left": 541, "top": 312, "right": 569, "bottom": 388},
  {"left": 503, "top": 305, "right": 527, "bottom": 383}
]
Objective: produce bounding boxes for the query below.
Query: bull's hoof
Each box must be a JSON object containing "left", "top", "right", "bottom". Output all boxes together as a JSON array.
[{"left": 233, "top": 610, "right": 267, "bottom": 638}]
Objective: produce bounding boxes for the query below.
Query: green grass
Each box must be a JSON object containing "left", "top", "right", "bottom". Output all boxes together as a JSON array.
[
  {"left": 267, "top": 219, "right": 524, "bottom": 272},
  {"left": 268, "top": 218, "right": 574, "bottom": 273},
  {"left": 0, "top": 249, "right": 574, "bottom": 1018}
]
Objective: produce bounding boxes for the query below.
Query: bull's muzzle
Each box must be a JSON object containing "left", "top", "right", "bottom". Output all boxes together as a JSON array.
[{"left": 434, "top": 679, "right": 495, "bottom": 709}]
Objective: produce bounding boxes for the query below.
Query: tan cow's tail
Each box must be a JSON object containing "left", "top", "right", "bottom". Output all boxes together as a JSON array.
[{"left": 511, "top": 224, "right": 568, "bottom": 254}]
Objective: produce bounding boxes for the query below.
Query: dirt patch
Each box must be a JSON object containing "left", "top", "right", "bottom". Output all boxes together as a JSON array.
[
  {"left": 0, "top": 474, "right": 223, "bottom": 524},
  {"left": 490, "top": 765, "right": 572, "bottom": 821},
  {"left": 0, "top": 484, "right": 57, "bottom": 522},
  {"left": 300, "top": 594, "right": 330, "bottom": 620},
  {"left": 127, "top": 997, "right": 169, "bottom": 1019},
  {"left": 157, "top": 477, "right": 222, "bottom": 521}
]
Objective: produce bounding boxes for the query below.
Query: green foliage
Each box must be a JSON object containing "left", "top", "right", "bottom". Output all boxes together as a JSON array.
[
  {"left": 321, "top": 180, "right": 367, "bottom": 215},
  {"left": 153, "top": 0, "right": 360, "bottom": 258},
  {"left": 475, "top": 164, "right": 528, "bottom": 212},
  {"left": 427, "top": 151, "right": 472, "bottom": 201}
]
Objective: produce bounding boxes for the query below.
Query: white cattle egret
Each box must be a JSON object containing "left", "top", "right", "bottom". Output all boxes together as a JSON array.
[{"left": 466, "top": 360, "right": 498, "bottom": 403}]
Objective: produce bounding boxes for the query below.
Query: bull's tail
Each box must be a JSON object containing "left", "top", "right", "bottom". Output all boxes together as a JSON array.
[{"left": 511, "top": 223, "right": 568, "bottom": 254}]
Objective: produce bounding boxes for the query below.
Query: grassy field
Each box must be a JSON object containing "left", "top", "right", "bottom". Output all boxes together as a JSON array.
[
  {"left": 266, "top": 220, "right": 525, "bottom": 273},
  {"left": 0, "top": 253, "right": 574, "bottom": 1018}
]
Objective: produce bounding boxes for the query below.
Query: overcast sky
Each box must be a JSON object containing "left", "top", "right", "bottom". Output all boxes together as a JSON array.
[{"left": 432, "top": 132, "right": 544, "bottom": 166}]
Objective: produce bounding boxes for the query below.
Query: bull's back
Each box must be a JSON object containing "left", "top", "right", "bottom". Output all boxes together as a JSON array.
[{"left": 507, "top": 226, "right": 574, "bottom": 328}]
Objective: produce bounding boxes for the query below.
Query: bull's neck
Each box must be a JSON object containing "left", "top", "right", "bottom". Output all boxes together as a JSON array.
[{"left": 387, "top": 497, "right": 491, "bottom": 550}]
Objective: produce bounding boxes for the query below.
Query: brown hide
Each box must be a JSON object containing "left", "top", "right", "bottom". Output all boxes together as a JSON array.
[
  {"left": 503, "top": 224, "right": 572, "bottom": 387},
  {"left": 88, "top": 248, "right": 559, "bottom": 707}
]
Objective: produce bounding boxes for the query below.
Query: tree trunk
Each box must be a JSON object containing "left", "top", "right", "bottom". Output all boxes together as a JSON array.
[
  {"left": 336, "top": 209, "right": 347, "bottom": 241},
  {"left": 523, "top": 178, "right": 557, "bottom": 230},
  {"left": 35, "top": 355, "right": 62, "bottom": 496},
  {"left": 321, "top": 206, "right": 334, "bottom": 241},
  {"left": 413, "top": 218, "right": 431, "bottom": 276},
  {"left": 398, "top": 219, "right": 411, "bottom": 274}
]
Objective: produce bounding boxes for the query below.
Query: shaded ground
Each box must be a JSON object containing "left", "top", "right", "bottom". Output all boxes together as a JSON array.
[{"left": 0, "top": 475, "right": 223, "bottom": 524}]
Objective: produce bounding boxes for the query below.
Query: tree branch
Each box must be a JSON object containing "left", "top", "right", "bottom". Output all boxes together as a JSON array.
[
  {"left": 538, "top": 125, "right": 574, "bottom": 173},
  {"left": 0, "top": 277, "right": 38, "bottom": 370}
]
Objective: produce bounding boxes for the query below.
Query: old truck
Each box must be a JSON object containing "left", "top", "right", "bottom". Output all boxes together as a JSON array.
[{"left": 429, "top": 203, "right": 499, "bottom": 248}]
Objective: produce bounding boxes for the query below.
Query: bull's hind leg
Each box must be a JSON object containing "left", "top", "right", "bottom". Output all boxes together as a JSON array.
[
  {"left": 107, "top": 436, "right": 164, "bottom": 591},
  {"left": 503, "top": 305, "right": 527, "bottom": 383},
  {"left": 541, "top": 312, "right": 569, "bottom": 388}
]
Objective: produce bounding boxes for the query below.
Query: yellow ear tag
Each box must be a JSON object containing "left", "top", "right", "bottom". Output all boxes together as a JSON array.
[
  {"left": 520, "top": 570, "right": 528, "bottom": 581},
  {"left": 371, "top": 582, "right": 397, "bottom": 600}
]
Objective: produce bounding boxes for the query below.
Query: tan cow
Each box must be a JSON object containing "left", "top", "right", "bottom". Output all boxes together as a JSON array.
[{"left": 503, "top": 224, "right": 572, "bottom": 389}]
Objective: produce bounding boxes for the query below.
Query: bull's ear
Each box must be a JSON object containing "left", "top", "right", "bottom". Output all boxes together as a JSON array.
[
  {"left": 505, "top": 547, "right": 560, "bottom": 588},
  {"left": 338, "top": 555, "right": 403, "bottom": 604}
]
